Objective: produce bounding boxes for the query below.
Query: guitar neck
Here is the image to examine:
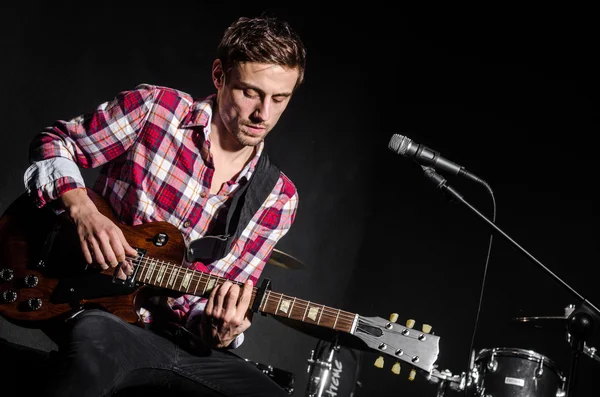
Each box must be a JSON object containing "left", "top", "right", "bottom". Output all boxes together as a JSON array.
[{"left": 133, "top": 255, "right": 358, "bottom": 333}]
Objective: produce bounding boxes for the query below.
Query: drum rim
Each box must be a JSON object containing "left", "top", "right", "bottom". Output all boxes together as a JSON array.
[{"left": 475, "top": 347, "right": 562, "bottom": 374}]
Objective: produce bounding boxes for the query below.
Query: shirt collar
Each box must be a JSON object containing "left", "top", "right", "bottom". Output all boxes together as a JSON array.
[
  {"left": 179, "top": 94, "right": 214, "bottom": 130},
  {"left": 180, "top": 94, "right": 265, "bottom": 182}
]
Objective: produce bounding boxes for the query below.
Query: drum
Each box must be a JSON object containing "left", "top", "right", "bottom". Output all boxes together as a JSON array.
[
  {"left": 245, "top": 359, "right": 295, "bottom": 395},
  {"left": 306, "top": 339, "right": 362, "bottom": 397},
  {"left": 471, "top": 347, "right": 566, "bottom": 397}
]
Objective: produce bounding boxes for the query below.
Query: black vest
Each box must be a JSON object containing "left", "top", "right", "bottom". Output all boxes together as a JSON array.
[{"left": 185, "top": 151, "right": 280, "bottom": 264}]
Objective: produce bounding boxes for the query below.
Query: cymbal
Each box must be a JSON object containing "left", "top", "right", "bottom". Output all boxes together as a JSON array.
[
  {"left": 267, "top": 248, "right": 304, "bottom": 270},
  {"left": 511, "top": 316, "right": 568, "bottom": 330}
]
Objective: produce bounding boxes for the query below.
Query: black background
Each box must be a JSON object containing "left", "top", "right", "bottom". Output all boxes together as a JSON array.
[{"left": 1, "top": 3, "right": 598, "bottom": 396}]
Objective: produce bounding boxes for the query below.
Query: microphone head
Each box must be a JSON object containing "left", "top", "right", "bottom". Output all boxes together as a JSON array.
[{"left": 388, "top": 134, "right": 412, "bottom": 155}]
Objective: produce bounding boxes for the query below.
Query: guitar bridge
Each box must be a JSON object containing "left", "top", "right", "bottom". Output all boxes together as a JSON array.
[{"left": 112, "top": 247, "right": 146, "bottom": 287}]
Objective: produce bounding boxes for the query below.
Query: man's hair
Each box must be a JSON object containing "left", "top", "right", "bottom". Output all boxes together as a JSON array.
[{"left": 217, "top": 15, "right": 307, "bottom": 89}]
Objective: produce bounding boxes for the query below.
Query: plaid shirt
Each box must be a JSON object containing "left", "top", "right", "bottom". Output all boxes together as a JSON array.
[{"left": 24, "top": 83, "right": 298, "bottom": 347}]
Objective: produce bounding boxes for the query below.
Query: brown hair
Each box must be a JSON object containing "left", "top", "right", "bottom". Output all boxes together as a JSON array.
[{"left": 217, "top": 15, "right": 307, "bottom": 89}]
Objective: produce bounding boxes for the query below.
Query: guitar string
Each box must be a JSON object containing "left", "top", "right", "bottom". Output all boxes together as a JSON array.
[
  {"left": 123, "top": 254, "right": 358, "bottom": 327},
  {"left": 122, "top": 254, "right": 357, "bottom": 326}
]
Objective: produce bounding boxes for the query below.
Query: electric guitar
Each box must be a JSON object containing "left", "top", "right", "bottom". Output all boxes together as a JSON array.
[{"left": 0, "top": 190, "right": 441, "bottom": 374}]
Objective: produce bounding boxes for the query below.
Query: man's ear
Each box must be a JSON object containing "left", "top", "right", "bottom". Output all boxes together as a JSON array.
[{"left": 212, "top": 59, "right": 225, "bottom": 89}]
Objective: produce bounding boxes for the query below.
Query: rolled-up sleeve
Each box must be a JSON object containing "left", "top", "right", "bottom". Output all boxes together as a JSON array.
[{"left": 24, "top": 83, "right": 156, "bottom": 208}]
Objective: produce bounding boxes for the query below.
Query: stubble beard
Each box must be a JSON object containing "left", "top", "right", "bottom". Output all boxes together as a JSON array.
[{"left": 234, "top": 124, "right": 268, "bottom": 147}]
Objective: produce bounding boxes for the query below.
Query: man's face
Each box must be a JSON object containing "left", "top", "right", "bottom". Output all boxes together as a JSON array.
[{"left": 214, "top": 60, "right": 300, "bottom": 147}]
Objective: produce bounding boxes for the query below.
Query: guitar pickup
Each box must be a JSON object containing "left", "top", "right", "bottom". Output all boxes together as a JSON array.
[{"left": 112, "top": 247, "right": 146, "bottom": 288}]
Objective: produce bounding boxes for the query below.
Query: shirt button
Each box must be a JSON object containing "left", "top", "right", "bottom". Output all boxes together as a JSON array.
[
  {"left": 183, "top": 220, "right": 191, "bottom": 228},
  {"left": 200, "top": 191, "right": 206, "bottom": 198}
]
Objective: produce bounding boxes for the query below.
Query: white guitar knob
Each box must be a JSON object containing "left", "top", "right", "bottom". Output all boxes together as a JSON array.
[
  {"left": 406, "top": 319, "right": 415, "bottom": 329},
  {"left": 389, "top": 313, "right": 399, "bottom": 323},
  {"left": 391, "top": 362, "right": 401, "bottom": 375},
  {"left": 374, "top": 356, "right": 384, "bottom": 368},
  {"left": 422, "top": 324, "right": 432, "bottom": 334}
]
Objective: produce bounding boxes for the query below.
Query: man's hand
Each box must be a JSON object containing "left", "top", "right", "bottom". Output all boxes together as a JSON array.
[
  {"left": 61, "top": 188, "right": 138, "bottom": 279},
  {"left": 201, "top": 279, "right": 254, "bottom": 348}
]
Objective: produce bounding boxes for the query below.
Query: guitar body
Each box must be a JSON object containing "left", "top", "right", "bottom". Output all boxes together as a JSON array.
[{"left": 0, "top": 191, "right": 186, "bottom": 327}]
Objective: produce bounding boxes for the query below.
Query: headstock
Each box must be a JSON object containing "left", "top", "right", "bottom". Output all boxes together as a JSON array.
[{"left": 355, "top": 313, "right": 440, "bottom": 377}]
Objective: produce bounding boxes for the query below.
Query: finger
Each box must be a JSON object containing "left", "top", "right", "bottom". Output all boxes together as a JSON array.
[
  {"left": 204, "top": 283, "right": 219, "bottom": 316},
  {"left": 119, "top": 230, "right": 138, "bottom": 257},
  {"left": 223, "top": 283, "right": 241, "bottom": 322},
  {"left": 213, "top": 281, "right": 232, "bottom": 318},
  {"left": 121, "top": 261, "right": 133, "bottom": 276},
  {"left": 116, "top": 267, "right": 127, "bottom": 280},
  {"left": 238, "top": 279, "right": 254, "bottom": 312},
  {"left": 88, "top": 237, "right": 107, "bottom": 269},
  {"left": 80, "top": 236, "right": 93, "bottom": 265},
  {"left": 99, "top": 235, "right": 118, "bottom": 267},
  {"left": 109, "top": 231, "right": 127, "bottom": 263}
]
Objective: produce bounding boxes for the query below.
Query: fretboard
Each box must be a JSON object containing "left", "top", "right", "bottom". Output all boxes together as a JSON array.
[{"left": 133, "top": 256, "right": 358, "bottom": 333}]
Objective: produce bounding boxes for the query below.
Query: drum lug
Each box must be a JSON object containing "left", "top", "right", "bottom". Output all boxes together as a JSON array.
[
  {"left": 535, "top": 356, "right": 544, "bottom": 379},
  {"left": 486, "top": 351, "right": 498, "bottom": 372}
]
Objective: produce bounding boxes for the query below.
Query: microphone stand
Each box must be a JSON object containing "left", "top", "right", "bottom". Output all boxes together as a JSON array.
[{"left": 420, "top": 166, "right": 600, "bottom": 397}]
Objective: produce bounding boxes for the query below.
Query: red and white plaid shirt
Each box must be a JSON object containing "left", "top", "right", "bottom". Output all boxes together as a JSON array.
[{"left": 24, "top": 83, "right": 298, "bottom": 347}]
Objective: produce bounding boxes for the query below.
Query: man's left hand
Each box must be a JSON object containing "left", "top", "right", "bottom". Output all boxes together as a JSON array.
[{"left": 201, "top": 279, "right": 254, "bottom": 348}]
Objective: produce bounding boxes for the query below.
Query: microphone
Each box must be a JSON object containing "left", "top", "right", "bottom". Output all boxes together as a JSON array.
[{"left": 388, "top": 133, "right": 483, "bottom": 183}]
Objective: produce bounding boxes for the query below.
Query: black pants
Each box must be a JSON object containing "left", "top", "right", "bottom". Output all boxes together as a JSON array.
[{"left": 42, "top": 309, "right": 289, "bottom": 397}]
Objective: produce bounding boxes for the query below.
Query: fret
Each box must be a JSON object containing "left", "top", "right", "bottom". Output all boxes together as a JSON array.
[
  {"left": 181, "top": 270, "right": 193, "bottom": 292},
  {"left": 333, "top": 309, "right": 341, "bottom": 329},
  {"left": 173, "top": 266, "right": 183, "bottom": 290},
  {"left": 146, "top": 259, "right": 158, "bottom": 282},
  {"left": 202, "top": 275, "right": 211, "bottom": 295},
  {"left": 155, "top": 263, "right": 166, "bottom": 286},
  {"left": 317, "top": 304, "right": 325, "bottom": 325},
  {"left": 302, "top": 301, "right": 311, "bottom": 321},
  {"left": 137, "top": 259, "right": 149, "bottom": 283},
  {"left": 260, "top": 290, "right": 271, "bottom": 312},
  {"left": 142, "top": 259, "right": 153, "bottom": 282},
  {"left": 276, "top": 293, "right": 284, "bottom": 314},
  {"left": 166, "top": 265, "right": 177, "bottom": 287},
  {"left": 287, "top": 297, "right": 296, "bottom": 318},
  {"left": 205, "top": 276, "right": 217, "bottom": 294},
  {"left": 192, "top": 273, "right": 201, "bottom": 296}
]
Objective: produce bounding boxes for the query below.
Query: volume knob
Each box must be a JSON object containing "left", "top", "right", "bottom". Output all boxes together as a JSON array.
[
  {"left": 0, "top": 268, "right": 14, "bottom": 282},
  {"left": 24, "top": 274, "right": 39, "bottom": 287},
  {"left": 27, "top": 297, "right": 43, "bottom": 311},
  {"left": 2, "top": 290, "right": 17, "bottom": 303}
]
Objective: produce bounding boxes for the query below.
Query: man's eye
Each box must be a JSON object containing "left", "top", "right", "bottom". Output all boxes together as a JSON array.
[{"left": 243, "top": 90, "right": 259, "bottom": 98}]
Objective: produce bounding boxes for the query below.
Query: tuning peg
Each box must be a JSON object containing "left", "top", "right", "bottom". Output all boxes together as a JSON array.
[
  {"left": 389, "top": 313, "right": 399, "bottom": 323},
  {"left": 391, "top": 362, "right": 401, "bottom": 375},
  {"left": 374, "top": 356, "right": 384, "bottom": 368},
  {"left": 406, "top": 319, "right": 415, "bottom": 329},
  {"left": 408, "top": 368, "right": 417, "bottom": 381},
  {"left": 422, "top": 324, "right": 432, "bottom": 334}
]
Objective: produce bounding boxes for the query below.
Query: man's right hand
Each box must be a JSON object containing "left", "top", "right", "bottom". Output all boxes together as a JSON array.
[{"left": 61, "top": 188, "right": 138, "bottom": 279}]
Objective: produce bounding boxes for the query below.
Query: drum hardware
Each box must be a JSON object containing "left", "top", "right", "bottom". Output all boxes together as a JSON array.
[
  {"left": 513, "top": 302, "right": 600, "bottom": 396},
  {"left": 582, "top": 343, "right": 600, "bottom": 364},
  {"left": 244, "top": 358, "right": 295, "bottom": 395},
  {"left": 306, "top": 340, "right": 339, "bottom": 397},
  {"left": 422, "top": 366, "right": 467, "bottom": 396},
  {"left": 305, "top": 337, "right": 362, "bottom": 397},
  {"left": 471, "top": 347, "right": 566, "bottom": 397},
  {"left": 420, "top": 164, "right": 600, "bottom": 394}
]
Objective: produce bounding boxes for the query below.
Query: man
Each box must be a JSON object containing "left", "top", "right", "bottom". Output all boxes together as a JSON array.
[{"left": 23, "top": 14, "right": 306, "bottom": 396}]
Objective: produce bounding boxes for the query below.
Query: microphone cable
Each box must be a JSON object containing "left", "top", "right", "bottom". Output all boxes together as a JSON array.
[{"left": 463, "top": 178, "right": 496, "bottom": 395}]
